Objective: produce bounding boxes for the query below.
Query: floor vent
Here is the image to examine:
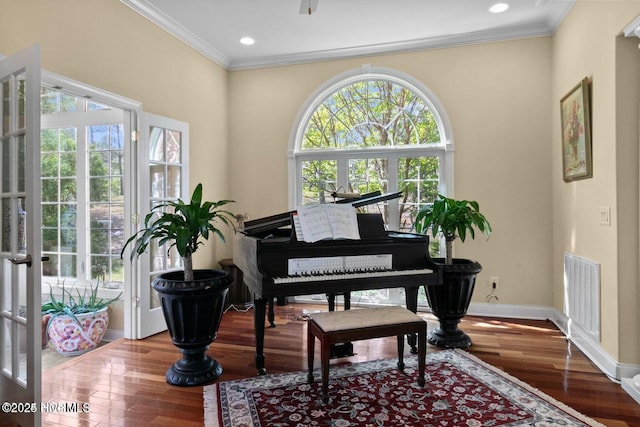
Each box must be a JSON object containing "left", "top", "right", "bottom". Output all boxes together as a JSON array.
[{"left": 563, "top": 252, "right": 600, "bottom": 341}]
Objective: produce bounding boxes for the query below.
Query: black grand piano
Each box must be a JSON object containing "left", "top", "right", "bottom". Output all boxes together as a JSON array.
[{"left": 233, "top": 192, "right": 442, "bottom": 374}]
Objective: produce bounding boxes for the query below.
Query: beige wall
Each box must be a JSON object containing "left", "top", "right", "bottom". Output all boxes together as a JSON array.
[
  {"left": 0, "top": 0, "right": 231, "bottom": 331},
  {"left": 551, "top": 1, "right": 640, "bottom": 364},
  {"left": 230, "top": 38, "right": 554, "bottom": 307},
  {"left": 231, "top": 1, "right": 640, "bottom": 366},
  {"left": 3, "top": 0, "right": 640, "bottom": 367},
  {"left": 0, "top": 0, "right": 232, "bottom": 265}
]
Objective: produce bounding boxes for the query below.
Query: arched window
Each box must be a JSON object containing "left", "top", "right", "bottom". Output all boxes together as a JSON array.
[{"left": 289, "top": 66, "right": 454, "bottom": 232}]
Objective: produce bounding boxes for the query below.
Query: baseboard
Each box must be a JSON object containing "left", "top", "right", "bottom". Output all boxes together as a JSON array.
[
  {"left": 467, "top": 302, "right": 640, "bottom": 383},
  {"left": 467, "top": 302, "right": 555, "bottom": 320},
  {"left": 622, "top": 378, "right": 640, "bottom": 404},
  {"left": 547, "top": 310, "right": 622, "bottom": 380},
  {"left": 103, "top": 329, "right": 124, "bottom": 342}
]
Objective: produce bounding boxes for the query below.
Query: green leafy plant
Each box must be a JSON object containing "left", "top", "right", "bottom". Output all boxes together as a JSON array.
[
  {"left": 121, "top": 183, "right": 236, "bottom": 281},
  {"left": 41, "top": 282, "right": 122, "bottom": 325},
  {"left": 415, "top": 194, "right": 492, "bottom": 264}
]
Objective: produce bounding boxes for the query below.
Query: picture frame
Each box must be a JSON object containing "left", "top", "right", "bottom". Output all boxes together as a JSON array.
[{"left": 561, "top": 77, "right": 592, "bottom": 182}]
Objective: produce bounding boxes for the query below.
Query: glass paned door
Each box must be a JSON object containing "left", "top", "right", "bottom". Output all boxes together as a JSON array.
[
  {"left": 134, "top": 113, "right": 188, "bottom": 339},
  {"left": 0, "top": 46, "right": 42, "bottom": 427}
]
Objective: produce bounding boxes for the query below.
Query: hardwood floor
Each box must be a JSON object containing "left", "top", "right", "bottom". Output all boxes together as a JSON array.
[{"left": 33, "top": 303, "right": 640, "bottom": 426}]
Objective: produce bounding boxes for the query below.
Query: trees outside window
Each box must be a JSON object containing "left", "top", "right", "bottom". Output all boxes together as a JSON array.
[
  {"left": 41, "top": 87, "right": 125, "bottom": 290},
  {"left": 292, "top": 68, "right": 452, "bottom": 231},
  {"left": 290, "top": 68, "right": 454, "bottom": 304}
]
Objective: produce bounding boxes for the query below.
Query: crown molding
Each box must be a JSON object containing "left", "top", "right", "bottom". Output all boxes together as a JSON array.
[
  {"left": 120, "top": 0, "right": 231, "bottom": 68},
  {"left": 121, "top": 0, "right": 574, "bottom": 71},
  {"left": 624, "top": 15, "right": 640, "bottom": 38},
  {"left": 545, "top": 0, "right": 574, "bottom": 31},
  {"left": 228, "top": 25, "right": 554, "bottom": 71}
]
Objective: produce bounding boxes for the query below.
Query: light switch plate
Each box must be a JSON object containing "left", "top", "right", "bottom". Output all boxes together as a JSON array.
[{"left": 599, "top": 207, "right": 611, "bottom": 226}]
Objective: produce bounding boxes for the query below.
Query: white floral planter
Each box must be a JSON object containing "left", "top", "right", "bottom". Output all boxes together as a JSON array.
[{"left": 47, "top": 307, "right": 109, "bottom": 356}]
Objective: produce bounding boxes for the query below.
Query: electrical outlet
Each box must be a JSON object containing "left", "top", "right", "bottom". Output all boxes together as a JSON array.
[{"left": 490, "top": 276, "right": 499, "bottom": 290}]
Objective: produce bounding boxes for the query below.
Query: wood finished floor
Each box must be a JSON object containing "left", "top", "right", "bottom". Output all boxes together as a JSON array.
[{"left": 27, "top": 303, "right": 640, "bottom": 426}]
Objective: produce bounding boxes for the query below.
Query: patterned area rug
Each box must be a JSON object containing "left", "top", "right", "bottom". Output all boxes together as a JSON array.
[{"left": 203, "top": 349, "right": 604, "bottom": 426}]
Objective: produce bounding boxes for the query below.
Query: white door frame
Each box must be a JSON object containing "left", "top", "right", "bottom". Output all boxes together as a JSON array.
[
  {"left": 0, "top": 45, "right": 41, "bottom": 427},
  {"left": 38, "top": 71, "right": 144, "bottom": 340},
  {"left": 131, "top": 112, "right": 189, "bottom": 339},
  {"left": 0, "top": 52, "right": 185, "bottom": 343}
]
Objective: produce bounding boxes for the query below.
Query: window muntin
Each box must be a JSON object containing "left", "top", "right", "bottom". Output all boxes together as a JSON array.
[
  {"left": 41, "top": 127, "right": 78, "bottom": 278},
  {"left": 40, "top": 87, "right": 125, "bottom": 290},
  {"left": 294, "top": 73, "right": 449, "bottom": 232},
  {"left": 302, "top": 80, "right": 440, "bottom": 150},
  {"left": 301, "top": 159, "right": 336, "bottom": 204},
  {"left": 88, "top": 124, "right": 125, "bottom": 286},
  {"left": 149, "top": 126, "right": 184, "bottom": 274},
  {"left": 291, "top": 68, "right": 452, "bottom": 304},
  {"left": 398, "top": 155, "right": 440, "bottom": 230}
]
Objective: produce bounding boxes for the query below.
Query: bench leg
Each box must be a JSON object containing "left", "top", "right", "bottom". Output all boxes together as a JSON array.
[
  {"left": 321, "top": 336, "right": 331, "bottom": 403},
  {"left": 396, "top": 335, "right": 405, "bottom": 371},
  {"left": 307, "top": 323, "right": 315, "bottom": 384},
  {"left": 417, "top": 324, "right": 426, "bottom": 387}
]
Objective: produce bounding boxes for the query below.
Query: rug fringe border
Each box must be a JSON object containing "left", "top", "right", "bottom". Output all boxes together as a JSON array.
[
  {"left": 203, "top": 383, "right": 221, "bottom": 426},
  {"left": 453, "top": 349, "right": 606, "bottom": 427}
]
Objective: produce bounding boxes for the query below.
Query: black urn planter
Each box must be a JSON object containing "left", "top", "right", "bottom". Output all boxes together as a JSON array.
[
  {"left": 425, "top": 258, "right": 482, "bottom": 349},
  {"left": 152, "top": 269, "right": 231, "bottom": 387}
]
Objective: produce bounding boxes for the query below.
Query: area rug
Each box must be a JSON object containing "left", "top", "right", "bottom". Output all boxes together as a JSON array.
[{"left": 203, "top": 349, "right": 604, "bottom": 427}]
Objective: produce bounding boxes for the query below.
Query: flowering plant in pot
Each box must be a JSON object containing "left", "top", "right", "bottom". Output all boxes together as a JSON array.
[
  {"left": 41, "top": 282, "right": 121, "bottom": 356},
  {"left": 121, "top": 183, "right": 236, "bottom": 386},
  {"left": 415, "top": 194, "right": 491, "bottom": 348}
]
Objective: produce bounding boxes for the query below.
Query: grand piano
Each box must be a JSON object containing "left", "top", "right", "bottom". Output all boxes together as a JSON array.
[{"left": 233, "top": 192, "right": 442, "bottom": 374}]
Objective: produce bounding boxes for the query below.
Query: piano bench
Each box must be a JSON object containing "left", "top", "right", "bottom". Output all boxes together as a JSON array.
[{"left": 306, "top": 305, "right": 427, "bottom": 404}]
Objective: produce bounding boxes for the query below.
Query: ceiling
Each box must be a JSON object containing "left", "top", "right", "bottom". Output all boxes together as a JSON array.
[{"left": 121, "top": 0, "right": 575, "bottom": 71}]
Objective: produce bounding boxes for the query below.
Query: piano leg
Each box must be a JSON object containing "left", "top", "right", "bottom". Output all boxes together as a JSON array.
[
  {"left": 326, "top": 292, "right": 351, "bottom": 311},
  {"left": 254, "top": 297, "right": 268, "bottom": 375},
  {"left": 405, "top": 286, "right": 419, "bottom": 354},
  {"left": 327, "top": 294, "right": 336, "bottom": 311},
  {"left": 268, "top": 297, "right": 276, "bottom": 327}
]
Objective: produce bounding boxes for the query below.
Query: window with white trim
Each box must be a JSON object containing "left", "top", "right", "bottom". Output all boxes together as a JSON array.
[
  {"left": 290, "top": 67, "right": 453, "bottom": 232},
  {"left": 40, "top": 87, "right": 127, "bottom": 291},
  {"left": 289, "top": 67, "right": 454, "bottom": 305}
]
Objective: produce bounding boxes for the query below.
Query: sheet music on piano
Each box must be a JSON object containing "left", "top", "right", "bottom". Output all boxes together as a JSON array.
[{"left": 295, "top": 204, "right": 360, "bottom": 243}]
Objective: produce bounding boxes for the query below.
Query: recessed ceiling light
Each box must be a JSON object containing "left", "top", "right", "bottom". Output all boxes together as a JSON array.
[
  {"left": 240, "top": 36, "right": 255, "bottom": 46},
  {"left": 489, "top": 3, "right": 509, "bottom": 13}
]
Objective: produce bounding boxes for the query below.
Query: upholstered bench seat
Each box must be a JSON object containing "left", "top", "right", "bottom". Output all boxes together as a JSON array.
[{"left": 306, "top": 305, "right": 427, "bottom": 403}]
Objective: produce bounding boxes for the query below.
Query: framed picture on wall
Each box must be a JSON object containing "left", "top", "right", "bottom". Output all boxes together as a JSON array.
[{"left": 561, "top": 77, "right": 592, "bottom": 182}]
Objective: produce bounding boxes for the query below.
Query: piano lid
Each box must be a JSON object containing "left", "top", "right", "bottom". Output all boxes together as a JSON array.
[
  {"left": 346, "top": 191, "right": 402, "bottom": 208},
  {"left": 241, "top": 210, "right": 295, "bottom": 236},
  {"left": 241, "top": 191, "right": 403, "bottom": 237}
]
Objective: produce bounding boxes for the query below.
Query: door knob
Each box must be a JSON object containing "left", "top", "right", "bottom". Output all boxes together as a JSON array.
[{"left": 9, "top": 254, "right": 32, "bottom": 267}]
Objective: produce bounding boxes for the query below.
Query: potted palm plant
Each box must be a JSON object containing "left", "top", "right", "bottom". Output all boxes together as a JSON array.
[
  {"left": 122, "top": 183, "right": 236, "bottom": 386},
  {"left": 42, "top": 282, "right": 121, "bottom": 356},
  {"left": 415, "top": 194, "right": 491, "bottom": 348}
]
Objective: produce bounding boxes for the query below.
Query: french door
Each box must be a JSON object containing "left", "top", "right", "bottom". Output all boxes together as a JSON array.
[
  {"left": 34, "top": 78, "right": 189, "bottom": 340},
  {"left": 133, "top": 113, "right": 189, "bottom": 339},
  {"left": 0, "top": 45, "right": 42, "bottom": 427}
]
